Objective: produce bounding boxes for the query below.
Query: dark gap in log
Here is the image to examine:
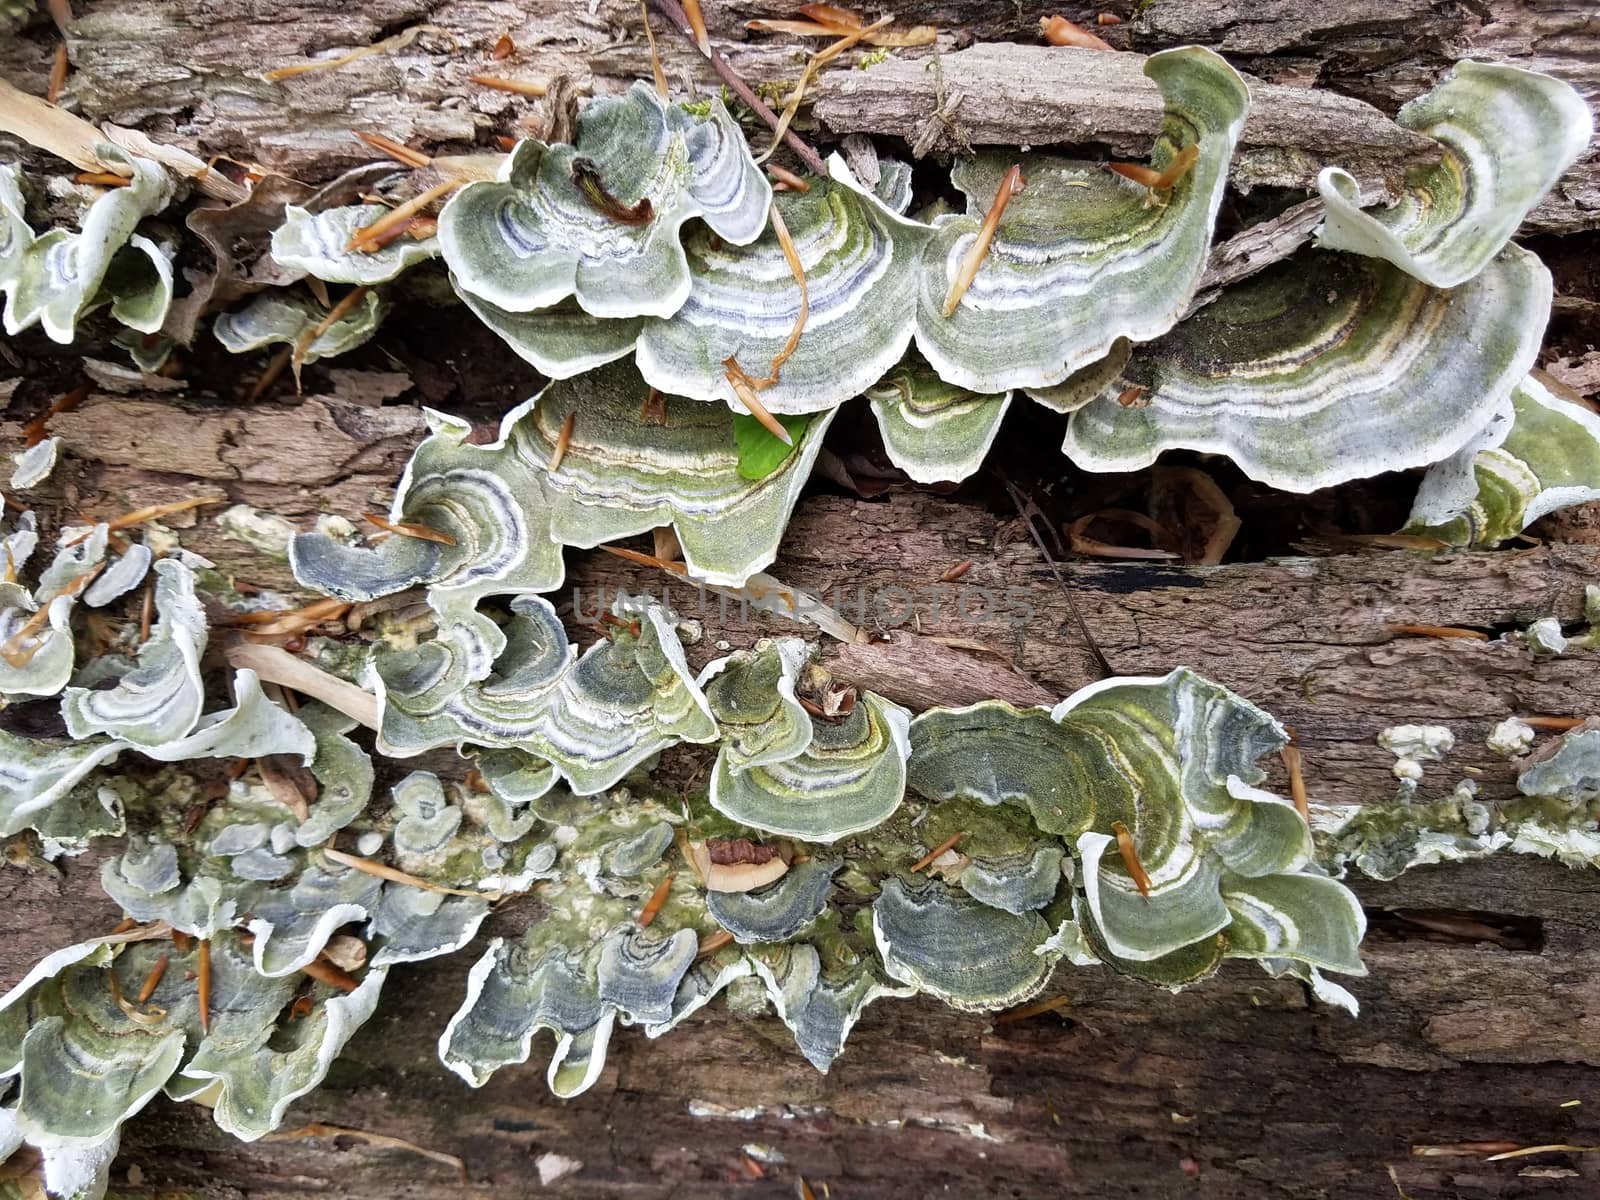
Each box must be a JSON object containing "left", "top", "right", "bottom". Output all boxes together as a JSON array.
[{"left": 1364, "top": 908, "right": 1546, "bottom": 953}]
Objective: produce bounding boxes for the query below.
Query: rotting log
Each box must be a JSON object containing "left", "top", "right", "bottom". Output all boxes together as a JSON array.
[
  {"left": 0, "top": 1, "right": 1595, "bottom": 231},
  {"left": 5, "top": 390, "right": 1600, "bottom": 1198},
  {"left": 2, "top": 1, "right": 1600, "bottom": 1197}
]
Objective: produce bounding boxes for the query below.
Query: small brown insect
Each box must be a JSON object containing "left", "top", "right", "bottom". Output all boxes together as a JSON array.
[
  {"left": 1116, "top": 385, "right": 1149, "bottom": 408},
  {"left": 492, "top": 33, "right": 515, "bottom": 60},
  {"left": 940, "top": 560, "right": 974, "bottom": 583},
  {"left": 288, "top": 994, "right": 316, "bottom": 1020},
  {"left": 1110, "top": 820, "right": 1152, "bottom": 900},
  {"left": 1096, "top": 13, "right": 1125, "bottom": 25}
]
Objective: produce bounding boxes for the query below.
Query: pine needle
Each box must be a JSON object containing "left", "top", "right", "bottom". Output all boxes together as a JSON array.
[{"left": 943, "top": 164, "right": 1024, "bottom": 317}]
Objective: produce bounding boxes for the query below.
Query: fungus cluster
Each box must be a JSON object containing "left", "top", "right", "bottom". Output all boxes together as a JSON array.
[{"left": 1, "top": 32, "right": 1598, "bottom": 1200}]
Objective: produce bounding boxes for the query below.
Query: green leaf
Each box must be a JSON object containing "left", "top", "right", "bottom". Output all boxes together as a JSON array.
[{"left": 734, "top": 412, "right": 813, "bottom": 479}]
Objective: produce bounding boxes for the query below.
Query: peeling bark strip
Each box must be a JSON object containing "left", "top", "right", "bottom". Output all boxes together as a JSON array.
[
  {"left": 0, "top": 1, "right": 1592, "bottom": 231},
  {"left": 816, "top": 44, "right": 1443, "bottom": 198}
]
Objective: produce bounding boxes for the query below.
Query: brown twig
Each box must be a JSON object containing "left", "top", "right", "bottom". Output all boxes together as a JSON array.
[
  {"left": 548, "top": 412, "right": 576, "bottom": 472},
  {"left": 910, "top": 831, "right": 964, "bottom": 873},
  {"left": 995, "top": 994, "right": 1071, "bottom": 1024},
  {"left": 197, "top": 937, "right": 212, "bottom": 1033},
  {"left": 467, "top": 73, "right": 547, "bottom": 97},
  {"left": 353, "top": 130, "right": 432, "bottom": 169},
  {"left": 997, "top": 471, "right": 1113, "bottom": 677},
  {"left": 1111, "top": 820, "right": 1152, "bottom": 900},
  {"left": 646, "top": 0, "right": 827, "bottom": 175},
  {"left": 639, "top": 0, "right": 670, "bottom": 99}
]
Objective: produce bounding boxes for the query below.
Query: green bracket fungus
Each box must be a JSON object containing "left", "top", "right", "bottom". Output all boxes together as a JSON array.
[
  {"left": 634, "top": 154, "right": 932, "bottom": 414},
  {"left": 374, "top": 595, "right": 717, "bottom": 796},
  {"left": 441, "top": 82, "right": 770, "bottom": 320},
  {"left": 289, "top": 403, "right": 562, "bottom": 617},
  {"left": 872, "top": 876, "right": 1057, "bottom": 1011},
  {"left": 913, "top": 46, "right": 1249, "bottom": 394},
  {"left": 0, "top": 147, "right": 175, "bottom": 344},
  {"left": 62, "top": 559, "right": 207, "bottom": 748},
  {"left": 514, "top": 363, "right": 838, "bottom": 586},
  {"left": 10, "top": 436, "right": 59, "bottom": 490},
  {"left": 864, "top": 358, "right": 1012, "bottom": 484},
  {"left": 5, "top": 40, "right": 1600, "bottom": 1195},
  {"left": 1062, "top": 244, "right": 1551, "bottom": 492},
  {"left": 1317, "top": 62, "right": 1594, "bottom": 288},
  {"left": 708, "top": 685, "right": 912, "bottom": 842},
  {"left": 271, "top": 203, "right": 440, "bottom": 285},
  {"left": 1404, "top": 375, "right": 1600, "bottom": 547},
  {"left": 214, "top": 289, "right": 386, "bottom": 364},
  {"left": 698, "top": 638, "right": 815, "bottom": 775}
]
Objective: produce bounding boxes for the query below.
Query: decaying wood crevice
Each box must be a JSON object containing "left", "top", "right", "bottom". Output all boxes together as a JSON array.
[{"left": 3, "top": 3, "right": 1600, "bottom": 1198}]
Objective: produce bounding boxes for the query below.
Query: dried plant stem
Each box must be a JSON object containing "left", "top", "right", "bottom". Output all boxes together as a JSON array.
[
  {"left": 944, "top": 164, "right": 1024, "bottom": 317},
  {"left": 910, "top": 831, "right": 964, "bottom": 873},
  {"left": 1280, "top": 745, "right": 1309, "bottom": 820},
  {"left": 646, "top": 0, "right": 827, "bottom": 176},
  {"left": 322, "top": 848, "right": 495, "bottom": 898},
  {"left": 224, "top": 642, "right": 381, "bottom": 730},
  {"left": 354, "top": 131, "right": 432, "bottom": 168},
  {"left": 1111, "top": 820, "right": 1152, "bottom": 900},
  {"left": 757, "top": 16, "right": 891, "bottom": 165},
  {"left": 197, "top": 938, "right": 212, "bottom": 1033}
]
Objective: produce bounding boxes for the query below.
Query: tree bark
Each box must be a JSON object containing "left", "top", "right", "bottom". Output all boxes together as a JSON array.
[{"left": 2, "top": 3, "right": 1600, "bottom": 1198}]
